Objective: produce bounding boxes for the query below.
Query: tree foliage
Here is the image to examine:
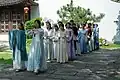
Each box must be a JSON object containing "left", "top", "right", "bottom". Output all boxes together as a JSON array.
[
  {"left": 57, "top": 0, "right": 105, "bottom": 23},
  {"left": 111, "top": 0, "right": 120, "bottom": 3}
]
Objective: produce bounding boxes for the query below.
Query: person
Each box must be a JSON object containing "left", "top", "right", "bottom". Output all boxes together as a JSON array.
[
  {"left": 91, "top": 25, "right": 95, "bottom": 51},
  {"left": 57, "top": 23, "right": 68, "bottom": 63},
  {"left": 65, "top": 22, "right": 76, "bottom": 60},
  {"left": 78, "top": 24, "right": 88, "bottom": 54},
  {"left": 8, "top": 22, "right": 17, "bottom": 64},
  {"left": 70, "top": 21, "right": 78, "bottom": 55},
  {"left": 93, "top": 24, "right": 97, "bottom": 50},
  {"left": 52, "top": 24, "right": 59, "bottom": 59},
  {"left": 27, "top": 20, "right": 47, "bottom": 74},
  {"left": 13, "top": 23, "right": 28, "bottom": 72},
  {"left": 96, "top": 24, "right": 99, "bottom": 49},
  {"left": 45, "top": 21, "right": 54, "bottom": 62},
  {"left": 76, "top": 24, "right": 81, "bottom": 55},
  {"left": 87, "top": 23, "right": 92, "bottom": 52},
  {"left": 58, "top": 21, "right": 63, "bottom": 26}
]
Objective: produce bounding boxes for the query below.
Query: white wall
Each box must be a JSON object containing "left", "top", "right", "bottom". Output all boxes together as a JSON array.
[
  {"left": 36, "top": 0, "right": 120, "bottom": 41},
  {"left": 31, "top": 5, "right": 40, "bottom": 19}
]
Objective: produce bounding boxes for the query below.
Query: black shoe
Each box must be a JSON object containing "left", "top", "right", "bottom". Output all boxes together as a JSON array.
[{"left": 34, "top": 71, "right": 39, "bottom": 75}]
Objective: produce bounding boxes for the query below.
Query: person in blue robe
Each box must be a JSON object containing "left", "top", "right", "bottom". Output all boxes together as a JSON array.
[
  {"left": 27, "top": 20, "right": 47, "bottom": 75},
  {"left": 96, "top": 24, "right": 99, "bottom": 49},
  {"left": 12, "top": 23, "right": 28, "bottom": 72},
  {"left": 8, "top": 29, "right": 17, "bottom": 60},
  {"left": 78, "top": 24, "right": 88, "bottom": 54}
]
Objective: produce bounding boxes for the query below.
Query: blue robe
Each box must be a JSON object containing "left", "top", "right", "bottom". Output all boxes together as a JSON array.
[
  {"left": 13, "top": 30, "right": 28, "bottom": 69},
  {"left": 96, "top": 28, "right": 99, "bottom": 49},
  {"left": 16, "top": 30, "right": 28, "bottom": 61},
  {"left": 8, "top": 29, "right": 17, "bottom": 60},
  {"left": 27, "top": 28, "right": 47, "bottom": 72},
  {"left": 78, "top": 29, "right": 87, "bottom": 54}
]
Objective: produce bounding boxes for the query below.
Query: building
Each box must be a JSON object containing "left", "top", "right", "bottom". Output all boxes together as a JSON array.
[{"left": 0, "top": 0, "right": 40, "bottom": 33}]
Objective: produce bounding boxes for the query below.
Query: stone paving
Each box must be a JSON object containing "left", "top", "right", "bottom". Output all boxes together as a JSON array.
[{"left": 0, "top": 49, "right": 120, "bottom": 80}]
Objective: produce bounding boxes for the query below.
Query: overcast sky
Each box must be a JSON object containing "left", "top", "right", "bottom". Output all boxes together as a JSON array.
[{"left": 37, "top": 0, "right": 120, "bottom": 41}]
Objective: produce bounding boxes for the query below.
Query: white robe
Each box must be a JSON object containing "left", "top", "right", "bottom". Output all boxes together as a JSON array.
[
  {"left": 52, "top": 30, "right": 59, "bottom": 59},
  {"left": 57, "top": 30, "right": 68, "bottom": 63},
  {"left": 43, "top": 29, "right": 54, "bottom": 60}
]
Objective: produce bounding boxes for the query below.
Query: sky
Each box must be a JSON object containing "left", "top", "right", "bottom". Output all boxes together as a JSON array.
[{"left": 36, "top": 0, "right": 120, "bottom": 41}]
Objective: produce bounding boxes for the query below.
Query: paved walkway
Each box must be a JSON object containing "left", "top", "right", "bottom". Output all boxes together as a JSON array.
[{"left": 0, "top": 49, "right": 120, "bottom": 80}]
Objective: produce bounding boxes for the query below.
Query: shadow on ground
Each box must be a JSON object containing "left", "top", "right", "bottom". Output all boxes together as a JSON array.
[{"left": 0, "top": 49, "right": 120, "bottom": 80}]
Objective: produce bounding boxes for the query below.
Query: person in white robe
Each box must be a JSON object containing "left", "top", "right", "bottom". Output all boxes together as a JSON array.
[
  {"left": 52, "top": 24, "right": 59, "bottom": 59},
  {"left": 45, "top": 21, "right": 54, "bottom": 62},
  {"left": 27, "top": 20, "right": 47, "bottom": 74},
  {"left": 57, "top": 23, "right": 68, "bottom": 63}
]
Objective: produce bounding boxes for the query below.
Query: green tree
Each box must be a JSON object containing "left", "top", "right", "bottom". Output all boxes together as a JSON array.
[
  {"left": 111, "top": 0, "right": 120, "bottom": 3},
  {"left": 57, "top": 0, "right": 105, "bottom": 24}
]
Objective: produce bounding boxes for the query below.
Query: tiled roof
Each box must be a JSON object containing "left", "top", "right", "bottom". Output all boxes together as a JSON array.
[
  {"left": 0, "top": 0, "right": 25, "bottom": 6},
  {"left": 0, "top": 0, "right": 38, "bottom": 6}
]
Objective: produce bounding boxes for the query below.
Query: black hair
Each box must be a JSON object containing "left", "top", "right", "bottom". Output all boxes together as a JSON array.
[
  {"left": 53, "top": 24, "right": 58, "bottom": 28},
  {"left": 58, "top": 21, "right": 63, "bottom": 24},
  {"left": 88, "top": 23, "right": 92, "bottom": 26},
  {"left": 59, "top": 23, "right": 64, "bottom": 28},
  {"left": 41, "top": 22, "right": 44, "bottom": 26},
  {"left": 82, "top": 23, "right": 86, "bottom": 27},
  {"left": 72, "top": 23, "right": 76, "bottom": 26},
  {"left": 96, "top": 24, "right": 98, "bottom": 27},
  {"left": 46, "top": 21, "right": 52, "bottom": 29},
  {"left": 65, "top": 22, "right": 71, "bottom": 27},
  {"left": 34, "top": 20, "right": 41, "bottom": 28},
  {"left": 19, "top": 23, "right": 24, "bottom": 30},
  {"left": 70, "top": 20, "right": 74, "bottom": 23}
]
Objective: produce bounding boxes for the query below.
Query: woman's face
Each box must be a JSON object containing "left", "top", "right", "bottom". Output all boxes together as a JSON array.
[
  {"left": 46, "top": 23, "right": 50, "bottom": 29},
  {"left": 18, "top": 24, "right": 22, "bottom": 30},
  {"left": 66, "top": 24, "right": 70, "bottom": 28},
  {"left": 55, "top": 27, "right": 58, "bottom": 31},
  {"left": 60, "top": 26, "right": 64, "bottom": 30}
]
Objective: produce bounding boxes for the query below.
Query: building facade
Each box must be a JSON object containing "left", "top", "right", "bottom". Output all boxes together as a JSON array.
[{"left": 0, "top": 0, "right": 39, "bottom": 33}]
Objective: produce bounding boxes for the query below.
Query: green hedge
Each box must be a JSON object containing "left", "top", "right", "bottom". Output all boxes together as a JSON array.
[{"left": 25, "top": 17, "right": 43, "bottom": 39}]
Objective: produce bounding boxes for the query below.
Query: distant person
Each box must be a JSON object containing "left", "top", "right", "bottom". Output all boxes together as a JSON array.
[
  {"left": 52, "top": 24, "right": 59, "bottom": 59},
  {"left": 87, "top": 23, "right": 92, "bottom": 52},
  {"left": 71, "top": 22, "right": 78, "bottom": 54},
  {"left": 57, "top": 23, "right": 68, "bottom": 63},
  {"left": 45, "top": 21, "right": 54, "bottom": 62},
  {"left": 65, "top": 22, "right": 76, "bottom": 61},
  {"left": 96, "top": 24, "right": 99, "bottom": 49},
  {"left": 78, "top": 24, "right": 88, "bottom": 54}
]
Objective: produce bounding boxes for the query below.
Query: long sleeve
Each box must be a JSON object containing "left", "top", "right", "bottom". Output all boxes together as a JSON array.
[
  {"left": 16, "top": 30, "right": 22, "bottom": 50},
  {"left": 8, "top": 31, "right": 12, "bottom": 49},
  {"left": 53, "top": 31, "right": 59, "bottom": 42},
  {"left": 78, "top": 31, "right": 81, "bottom": 42},
  {"left": 67, "top": 30, "right": 73, "bottom": 42},
  {"left": 21, "top": 31, "right": 26, "bottom": 51}
]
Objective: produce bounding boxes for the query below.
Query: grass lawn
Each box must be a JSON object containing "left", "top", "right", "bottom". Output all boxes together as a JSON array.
[
  {"left": 0, "top": 39, "right": 32, "bottom": 64},
  {"left": 100, "top": 43, "right": 120, "bottom": 49},
  {"left": 0, "top": 51, "right": 12, "bottom": 64}
]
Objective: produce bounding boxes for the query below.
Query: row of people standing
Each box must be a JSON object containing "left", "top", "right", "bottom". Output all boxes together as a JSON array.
[
  {"left": 42, "top": 20, "right": 99, "bottom": 63},
  {"left": 8, "top": 19, "right": 99, "bottom": 75}
]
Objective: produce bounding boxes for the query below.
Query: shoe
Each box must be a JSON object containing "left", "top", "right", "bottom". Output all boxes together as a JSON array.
[
  {"left": 34, "top": 70, "right": 39, "bottom": 75},
  {"left": 15, "top": 69, "right": 21, "bottom": 72}
]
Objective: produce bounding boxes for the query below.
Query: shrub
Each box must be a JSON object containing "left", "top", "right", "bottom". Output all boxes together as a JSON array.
[
  {"left": 25, "top": 17, "right": 43, "bottom": 39},
  {"left": 25, "top": 17, "right": 43, "bottom": 30}
]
